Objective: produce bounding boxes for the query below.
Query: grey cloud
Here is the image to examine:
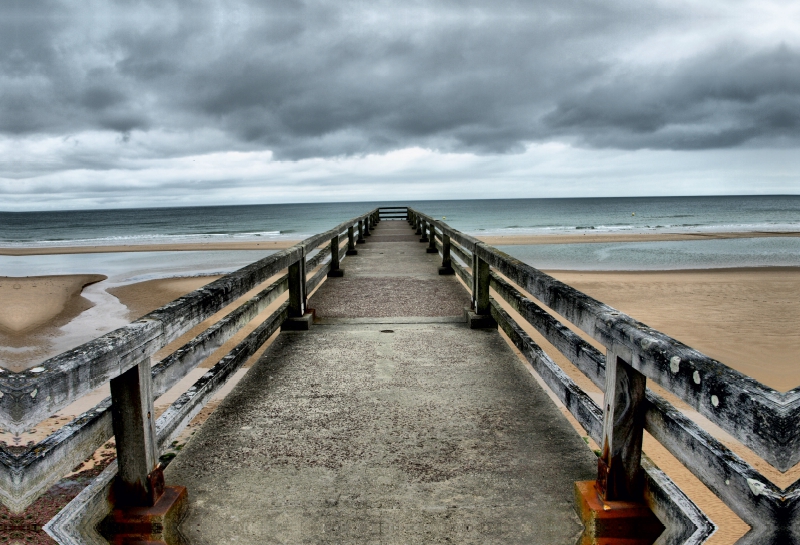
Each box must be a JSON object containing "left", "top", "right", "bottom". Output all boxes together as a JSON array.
[
  {"left": 1, "top": 0, "right": 797, "bottom": 168},
  {"left": 544, "top": 45, "right": 800, "bottom": 149}
]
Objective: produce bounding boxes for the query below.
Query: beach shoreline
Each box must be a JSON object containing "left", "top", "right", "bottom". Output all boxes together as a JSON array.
[
  {"left": 0, "top": 240, "right": 296, "bottom": 256},
  {"left": 3, "top": 231, "right": 797, "bottom": 391},
  {"left": 2, "top": 229, "right": 800, "bottom": 255},
  {"left": 3, "top": 262, "right": 797, "bottom": 390},
  {"left": 480, "top": 230, "right": 800, "bottom": 246}
]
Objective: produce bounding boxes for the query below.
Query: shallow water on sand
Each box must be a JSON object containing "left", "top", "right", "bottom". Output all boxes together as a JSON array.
[
  {"left": 0, "top": 250, "right": 276, "bottom": 370},
  {"left": 498, "top": 236, "right": 800, "bottom": 270},
  {"left": 0, "top": 250, "right": 276, "bottom": 283}
]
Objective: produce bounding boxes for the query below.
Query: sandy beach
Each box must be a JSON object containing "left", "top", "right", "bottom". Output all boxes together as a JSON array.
[
  {"left": 3, "top": 233, "right": 796, "bottom": 384},
  {"left": 0, "top": 275, "right": 108, "bottom": 372},
  {"left": 547, "top": 267, "right": 800, "bottom": 391},
  {"left": 0, "top": 275, "right": 107, "bottom": 335}
]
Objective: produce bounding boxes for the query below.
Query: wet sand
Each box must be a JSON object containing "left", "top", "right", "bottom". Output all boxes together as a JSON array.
[
  {"left": 0, "top": 275, "right": 107, "bottom": 335},
  {"left": 478, "top": 230, "right": 800, "bottom": 246},
  {"left": 108, "top": 275, "right": 225, "bottom": 321},
  {"left": 0, "top": 275, "right": 108, "bottom": 372}
]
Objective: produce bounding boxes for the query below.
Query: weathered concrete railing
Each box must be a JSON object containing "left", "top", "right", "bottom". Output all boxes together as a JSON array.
[
  {"left": 0, "top": 209, "right": 380, "bottom": 516},
  {"left": 408, "top": 208, "right": 800, "bottom": 545}
]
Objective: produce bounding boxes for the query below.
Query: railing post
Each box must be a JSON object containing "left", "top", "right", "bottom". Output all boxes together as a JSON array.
[
  {"left": 472, "top": 250, "right": 490, "bottom": 315},
  {"left": 283, "top": 251, "right": 313, "bottom": 330},
  {"left": 109, "top": 359, "right": 161, "bottom": 507},
  {"left": 364, "top": 216, "right": 371, "bottom": 236},
  {"left": 346, "top": 225, "right": 358, "bottom": 255},
  {"left": 104, "top": 358, "right": 188, "bottom": 538},
  {"left": 419, "top": 219, "right": 429, "bottom": 243},
  {"left": 327, "top": 234, "right": 344, "bottom": 277},
  {"left": 426, "top": 222, "right": 437, "bottom": 253},
  {"left": 357, "top": 220, "right": 365, "bottom": 244},
  {"left": 439, "top": 233, "right": 454, "bottom": 275},
  {"left": 287, "top": 252, "right": 306, "bottom": 317},
  {"left": 574, "top": 349, "right": 660, "bottom": 541},
  {"left": 465, "top": 244, "right": 495, "bottom": 328},
  {"left": 415, "top": 216, "right": 422, "bottom": 235},
  {"left": 597, "top": 349, "right": 647, "bottom": 501}
]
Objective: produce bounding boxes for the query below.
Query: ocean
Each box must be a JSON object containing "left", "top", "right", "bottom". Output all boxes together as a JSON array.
[
  {"left": 2, "top": 196, "right": 798, "bottom": 368},
  {"left": 2, "top": 195, "right": 800, "bottom": 277},
  {"left": 3, "top": 196, "right": 800, "bottom": 247}
]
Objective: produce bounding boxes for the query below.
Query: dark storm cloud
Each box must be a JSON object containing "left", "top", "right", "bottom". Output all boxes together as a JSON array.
[
  {"left": 545, "top": 45, "right": 800, "bottom": 149},
  {"left": 2, "top": 0, "right": 797, "bottom": 163}
]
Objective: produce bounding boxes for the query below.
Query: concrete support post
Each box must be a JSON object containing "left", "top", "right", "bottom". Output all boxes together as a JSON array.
[
  {"left": 287, "top": 254, "right": 307, "bottom": 317},
  {"left": 346, "top": 225, "right": 358, "bottom": 255},
  {"left": 597, "top": 350, "right": 647, "bottom": 502},
  {"left": 109, "top": 360, "right": 161, "bottom": 507},
  {"left": 465, "top": 246, "right": 495, "bottom": 328},
  {"left": 573, "top": 349, "right": 660, "bottom": 542},
  {"left": 327, "top": 235, "right": 343, "bottom": 277},
  {"left": 439, "top": 234, "right": 454, "bottom": 275},
  {"left": 283, "top": 252, "right": 312, "bottom": 330},
  {"left": 472, "top": 251, "right": 490, "bottom": 315},
  {"left": 364, "top": 216, "right": 371, "bottom": 237},
  {"left": 419, "top": 220, "right": 429, "bottom": 243},
  {"left": 415, "top": 216, "right": 422, "bottom": 235},
  {"left": 426, "top": 222, "right": 438, "bottom": 253},
  {"left": 357, "top": 220, "right": 366, "bottom": 244}
]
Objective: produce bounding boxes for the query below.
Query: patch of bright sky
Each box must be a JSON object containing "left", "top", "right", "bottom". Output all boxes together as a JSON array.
[{"left": 3, "top": 141, "right": 797, "bottom": 211}]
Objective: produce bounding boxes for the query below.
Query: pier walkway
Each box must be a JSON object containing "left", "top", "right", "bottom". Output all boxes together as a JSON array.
[{"left": 164, "top": 219, "right": 597, "bottom": 543}]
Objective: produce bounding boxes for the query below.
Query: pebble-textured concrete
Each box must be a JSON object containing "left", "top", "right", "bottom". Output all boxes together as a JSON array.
[
  {"left": 310, "top": 226, "right": 471, "bottom": 317},
  {"left": 366, "top": 234, "right": 420, "bottom": 243},
  {"left": 165, "top": 219, "right": 597, "bottom": 544},
  {"left": 309, "top": 277, "right": 470, "bottom": 318}
]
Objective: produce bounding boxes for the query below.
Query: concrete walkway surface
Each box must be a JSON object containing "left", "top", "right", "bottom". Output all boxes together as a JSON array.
[{"left": 165, "top": 220, "right": 597, "bottom": 544}]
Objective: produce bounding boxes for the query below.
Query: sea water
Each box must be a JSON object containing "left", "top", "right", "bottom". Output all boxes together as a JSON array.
[
  {"left": 3, "top": 195, "right": 799, "bottom": 246},
  {"left": 2, "top": 195, "right": 799, "bottom": 275}
]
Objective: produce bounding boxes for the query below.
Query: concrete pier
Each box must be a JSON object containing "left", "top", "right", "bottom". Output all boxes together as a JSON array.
[{"left": 165, "top": 220, "right": 597, "bottom": 544}]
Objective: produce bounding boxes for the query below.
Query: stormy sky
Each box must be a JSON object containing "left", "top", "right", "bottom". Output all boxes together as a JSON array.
[{"left": 2, "top": 0, "right": 798, "bottom": 210}]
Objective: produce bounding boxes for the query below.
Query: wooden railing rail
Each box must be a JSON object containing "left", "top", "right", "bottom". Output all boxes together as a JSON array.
[
  {"left": 408, "top": 207, "right": 800, "bottom": 544},
  {"left": 0, "top": 209, "right": 378, "bottom": 512},
  {"left": 378, "top": 207, "right": 408, "bottom": 220}
]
